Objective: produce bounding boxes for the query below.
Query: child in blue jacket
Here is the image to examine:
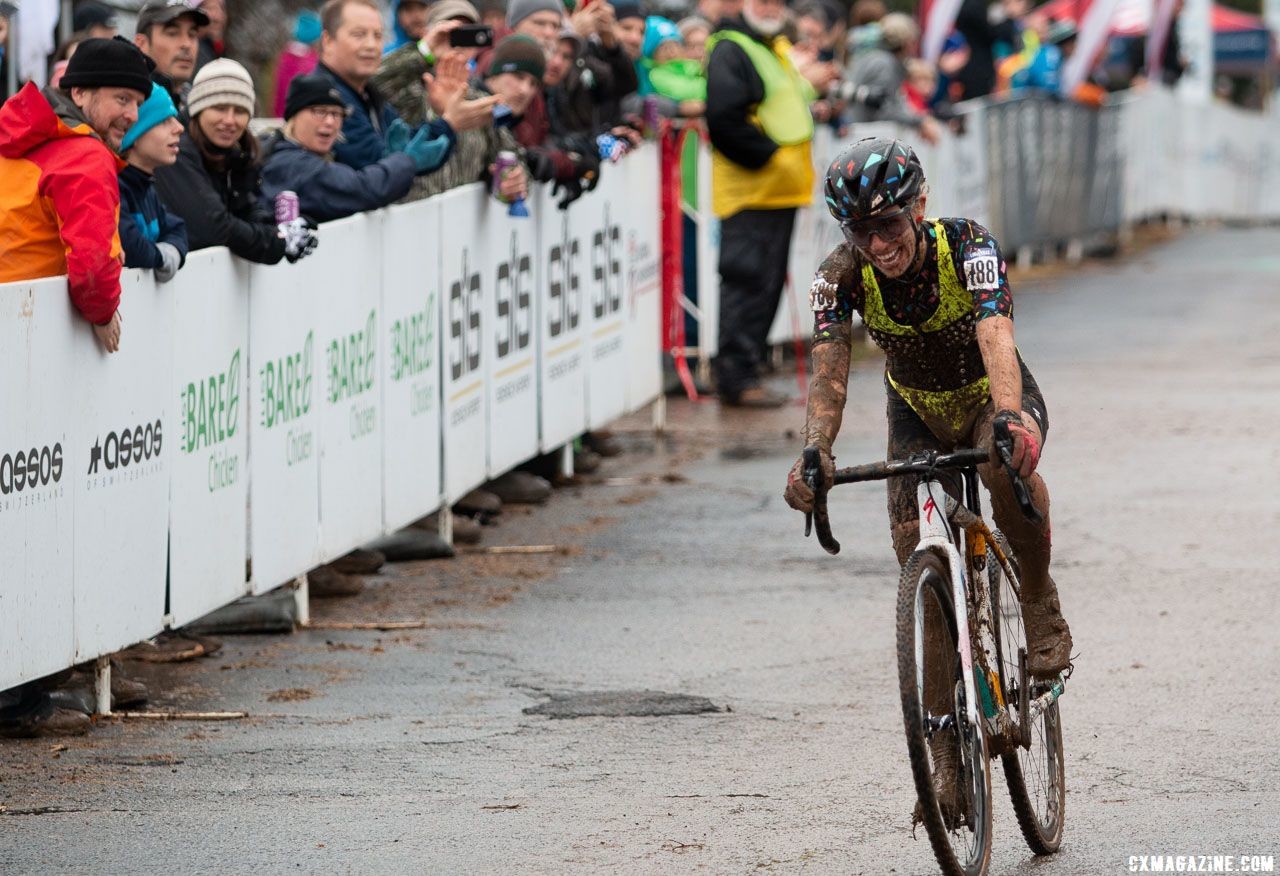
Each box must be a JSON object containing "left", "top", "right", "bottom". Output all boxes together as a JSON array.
[{"left": 119, "top": 84, "right": 188, "bottom": 282}]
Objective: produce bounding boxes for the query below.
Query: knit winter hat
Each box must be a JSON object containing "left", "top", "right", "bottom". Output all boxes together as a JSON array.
[
  {"left": 284, "top": 73, "right": 350, "bottom": 120},
  {"left": 642, "top": 16, "right": 680, "bottom": 59},
  {"left": 121, "top": 82, "right": 179, "bottom": 151},
  {"left": 505, "top": 0, "right": 562, "bottom": 28},
  {"left": 427, "top": 0, "right": 480, "bottom": 27},
  {"left": 60, "top": 36, "right": 155, "bottom": 96},
  {"left": 187, "top": 58, "right": 256, "bottom": 118},
  {"left": 613, "top": 0, "right": 644, "bottom": 22},
  {"left": 487, "top": 34, "right": 547, "bottom": 80}
]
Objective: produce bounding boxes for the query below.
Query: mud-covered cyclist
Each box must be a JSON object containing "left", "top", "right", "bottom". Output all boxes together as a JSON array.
[{"left": 782, "top": 137, "right": 1073, "bottom": 825}]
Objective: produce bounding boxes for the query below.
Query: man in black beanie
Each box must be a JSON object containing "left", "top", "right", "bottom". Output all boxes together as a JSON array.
[
  {"left": 0, "top": 37, "right": 154, "bottom": 355},
  {"left": 0, "top": 36, "right": 155, "bottom": 736}
]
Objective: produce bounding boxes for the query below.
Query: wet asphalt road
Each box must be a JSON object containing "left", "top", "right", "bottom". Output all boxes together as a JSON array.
[{"left": 2, "top": 228, "right": 1279, "bottom": 874}]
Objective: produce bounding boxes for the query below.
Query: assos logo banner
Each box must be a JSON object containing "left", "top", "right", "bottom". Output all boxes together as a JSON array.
[
  {"left": 85, "top": 420, "right": 164, "bottom": 485},
  {"left": 0, "top": 443, "right": 66, "bottom": 508}
]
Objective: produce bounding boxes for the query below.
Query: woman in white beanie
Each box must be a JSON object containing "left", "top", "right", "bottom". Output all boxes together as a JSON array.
[{"left": 156, "top": 59, "right": 317, "bottom": 264}]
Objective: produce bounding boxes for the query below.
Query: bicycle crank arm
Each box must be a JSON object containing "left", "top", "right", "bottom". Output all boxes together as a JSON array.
[{"left": 1025, "top": 678, "right": 1066, "bottom": 724}]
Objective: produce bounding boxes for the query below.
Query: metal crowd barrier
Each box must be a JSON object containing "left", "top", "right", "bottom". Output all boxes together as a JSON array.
[{"left": 665, "top": 85, "right": 1280, "bottom": 371}]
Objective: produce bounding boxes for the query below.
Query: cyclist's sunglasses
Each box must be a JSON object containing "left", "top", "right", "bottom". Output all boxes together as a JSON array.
[{"left": 841, "top": 211, "right": 914, "bottom": 248}]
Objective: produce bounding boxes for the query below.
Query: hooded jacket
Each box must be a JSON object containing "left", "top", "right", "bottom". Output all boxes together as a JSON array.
[
  {"left": 260, "top": 132, "right": 416, "bottom": 222},
  {"left": 153, "top": 132, "right": 286, "bottom": 264},
  {"left": 0, "top": 82, "right": 126, "bottom": 325},
  {"left": 317, "top": 61, "right": 455, "bottom": 172},
  {"left": 385, "top": 0, "right": 418, "bottom": 54},
  {"left": 118, "top": 164, "right": 189, "bottom": 270},
  {"left": 547, "top": 42, "right": 640, "bottom": 139}
]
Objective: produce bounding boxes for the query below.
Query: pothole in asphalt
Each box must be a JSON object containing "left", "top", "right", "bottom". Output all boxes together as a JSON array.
[{"left": 523, "top": 690, "right": 725, "bottom": 719}]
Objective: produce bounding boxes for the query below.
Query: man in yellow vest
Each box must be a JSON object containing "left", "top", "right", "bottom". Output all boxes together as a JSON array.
[
  {"left": 705, "top": 0, "right": 817, "bottom": 407},
  {"left": 783, "top": 138, "right": 1072, "bottom": 827}
]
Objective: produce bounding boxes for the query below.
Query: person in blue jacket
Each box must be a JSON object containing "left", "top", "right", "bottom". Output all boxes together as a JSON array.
[
  {"left": 261, "top": 74, "right": 449, "bottom": 222},
  {"left": 386, "top": 0, "right": 430, "bottom": 54},
  {"left": 118, "top": 83, "right": 188, "bottom": 282},
  {"left": 316, "top": 0, "right": 455, "bottom": 171}
]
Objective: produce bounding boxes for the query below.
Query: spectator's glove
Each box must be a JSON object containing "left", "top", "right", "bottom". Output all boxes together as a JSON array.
[
  {"left": 553, "top": 150, "right": 601, "bottom": 210},
  {"left": 154, "top": 242, "right": 182, "bottom": 283},
  {"left": 280, "top": 216, "right": 319, "bottom": 263},
  {"left": 596, "top": 133, "right": 631, "bottom": 163},
  {"left": 385, "top": 117, "right": 412, "bottom": 156},
  {"left": 403, "top": 126, "right": 452, "bottom": 174},
  {"left": 523, "top": 148, "right": 557, "bottom": 183},
  {"left": 992, "top": 409, "right": 1040, "bottom": 478}
]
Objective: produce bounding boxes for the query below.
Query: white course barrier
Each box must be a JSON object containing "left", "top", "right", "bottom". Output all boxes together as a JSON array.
[
  {"left": 0, "top": 148, "right": 663, "bottom": 692},
  {"left": 169, "top": 251, "right": 251, "bottom": 625}
]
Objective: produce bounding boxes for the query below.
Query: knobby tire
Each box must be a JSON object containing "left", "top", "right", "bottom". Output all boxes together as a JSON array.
[
  {"left": 897, "top": 549, "right": 993, "bottom": 876},
  {"left": 988, "top": 531, "right": 1067, "bottom": 855}
]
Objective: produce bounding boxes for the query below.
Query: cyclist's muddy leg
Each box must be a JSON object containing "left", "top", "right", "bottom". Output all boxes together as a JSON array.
[
  {"left": 971, "top": 403, "right": 1051, "bottom": 596},
  {"left": 885, "top": 382, "right": 955, "bottom": 564},
  {"left": 973, "top": 396, "right": 1072, "bottom": 677}
]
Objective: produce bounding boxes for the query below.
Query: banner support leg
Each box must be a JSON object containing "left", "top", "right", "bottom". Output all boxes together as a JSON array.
[
  {"left": 94, "top": 656, "right": 112, "bottom": 716},
  {"left": 652, "top": 394, "right": 667, "bottom": 434},
  {"left": 438, "top": 505, "right": 454, "bottom": 546},
  {"left": 560, "top": 443, "right": 575, "bottom": 479},
  {"left": 294, "top": 574, "right": 310, "bottom": 628},
  {"left": 1066, "top": 239, "right": 1084, "bottom": 264}
]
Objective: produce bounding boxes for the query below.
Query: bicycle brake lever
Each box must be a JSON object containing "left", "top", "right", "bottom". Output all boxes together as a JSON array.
[
  {"left": 802, "top": 446, "right": 841, "bottom": 555},
  {"left": 992, "top": 420, "right": 1043, "bottom": 524}
]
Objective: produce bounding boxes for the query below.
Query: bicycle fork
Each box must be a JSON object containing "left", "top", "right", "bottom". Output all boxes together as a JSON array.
[{"left": 915, "top": 480, "right": 984, "bottom": 738}]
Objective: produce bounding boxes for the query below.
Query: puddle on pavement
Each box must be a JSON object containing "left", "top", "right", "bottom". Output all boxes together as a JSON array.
[{"left": 523, "top": 690, "right": 724, "bottom": 719}]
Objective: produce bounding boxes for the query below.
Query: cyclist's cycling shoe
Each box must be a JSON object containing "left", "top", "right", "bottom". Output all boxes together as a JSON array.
[
  {"left": 1022, "top": 590, "right": 1073, "bottom": 678},
  {"left": 912, "top": 728, "right": 970, "bottom": 832}
]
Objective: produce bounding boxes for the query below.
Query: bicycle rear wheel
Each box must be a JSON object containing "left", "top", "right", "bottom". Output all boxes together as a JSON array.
[
  {"left": 897, "top": 549, "right": 993, "bottom": 876},
  {"left": 989, "top": 533, "right": 1066, "bottom": 855}
]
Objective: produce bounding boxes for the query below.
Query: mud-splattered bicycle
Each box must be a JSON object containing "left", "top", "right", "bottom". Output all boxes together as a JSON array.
[{"left": 801, "top": 421, "right": 1066, "bottom": 876}]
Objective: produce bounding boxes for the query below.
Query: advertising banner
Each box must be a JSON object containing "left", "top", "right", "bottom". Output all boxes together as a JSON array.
[
  {"left": 247, "top": 257, "right": 323, "bottom": 593},
  {"left": 72, "top": 269, "right": 172, "bottom": 661},
  {"left": 578, "top": 162, "right": 629, "bottom": 430},
  {"left": 315, "top": 214, "right": 385, "bottom": 559},
  {"left": 168, "top": 250, "right": 251, "bottom": 626},
  {"left": 622, "top": 145, "right": 664, "bottom": 413},
  {"left": 0, "top": 278, "right": 77, "bottom": 690},
  {"left": 535, "top": 184, "right": 588, "bottom": 450},
  {"left": 381, "top": 199, "right": 444, "bottom": 532},
  {"left": 439, "top": 185, "right": 491, "bottom": 500},
  {"left": 482, "top": 197, "right": 540, "bottom": 476}
]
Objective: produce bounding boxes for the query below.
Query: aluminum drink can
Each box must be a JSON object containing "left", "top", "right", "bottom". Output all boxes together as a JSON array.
[
  {"left": 492, "top": 150, "right": 519, "bottom": 203},
  {"left": 643, "top": 95, "right": 659, "bottom": 134},
  {"left": 274, "top": 190, "right": 300, "bottom": 224}
]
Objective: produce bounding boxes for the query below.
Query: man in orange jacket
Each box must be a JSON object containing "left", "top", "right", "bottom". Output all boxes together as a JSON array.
[{"left": 0, "top": 37, "right": 154, "bottom": 353}]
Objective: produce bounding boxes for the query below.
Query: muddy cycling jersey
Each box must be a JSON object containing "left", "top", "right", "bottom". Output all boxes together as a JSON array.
[{"left": 809, "top": 218, "right": 1015, "bottom": 444}]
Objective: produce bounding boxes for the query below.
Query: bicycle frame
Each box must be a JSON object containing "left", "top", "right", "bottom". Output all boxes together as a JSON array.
[{"left": 914, "top": 475, "right": 988, "bottom": 739}]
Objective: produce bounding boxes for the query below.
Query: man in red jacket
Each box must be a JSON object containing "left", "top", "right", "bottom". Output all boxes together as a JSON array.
[{"left": 0, "top": 37, "right": 154, "bottom": 354}]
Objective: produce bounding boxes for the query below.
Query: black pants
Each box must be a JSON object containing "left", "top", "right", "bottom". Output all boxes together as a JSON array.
[{"left": 714, "top": 207, "right": 797, "bottom": 398}]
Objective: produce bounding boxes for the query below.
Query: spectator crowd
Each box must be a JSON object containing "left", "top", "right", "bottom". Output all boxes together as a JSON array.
[{"left": 0, "top": 0, "right": 1167, "bottom": 738}]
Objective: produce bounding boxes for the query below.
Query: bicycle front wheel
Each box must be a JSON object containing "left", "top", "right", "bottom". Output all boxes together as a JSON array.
[
  {"left": 989, "top": 532, "right": 1066, "bottom": 855},
  {"left": 897, "top": 549, "right": 993, "bottom": 876}
]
